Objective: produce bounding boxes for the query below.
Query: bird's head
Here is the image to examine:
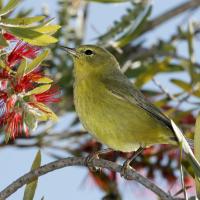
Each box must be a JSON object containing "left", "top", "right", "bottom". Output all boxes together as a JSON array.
[{"left": 61, "top": 45, "right": 120, "bottom": 78}]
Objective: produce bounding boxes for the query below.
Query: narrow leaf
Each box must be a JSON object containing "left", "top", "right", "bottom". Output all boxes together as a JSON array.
[
  {"left": 34, "top": 25, "right": 61, "bottom": 35},
  {"left": 115, "top": 5, "right": 152, "bottom": 47},
  {"left": 171, "top": 79, "right": 191, "bottom": 91},
  {"left": 0, "top": 16, "right": 45, "bottom": 27},
  {"left": 35, "top": 77, "right": 53, "bottom": 84},
  {"left": 23, "top": 151, "right": 41, "bottom": 200},
  {"left": 99, "top": 5, "right": 143, "bottom": 42},
  {"left": 0, "top": 59, "right": 6, "bottom": 69},
  {"left": 24, "top": 49, "right": 49, "bottom": 75},
  {"left": 171, "top": 79, "right": 200, "bottom": 97},
  {"left": 0, "top": 0, "right": 20, "bottom": 16},
  {"left": 0, "top": 34, "right": 8, "bottom": 47},
  {"left": 33, "top": 102, "right": 58, "bottom": 121},
  {"left": 26, "top": 84, "right": 51, "bottom": 96},
  {"left": 8, "top": 27, "right": 58, "bottom": 46},
  {"left": 16, "top": 59, "right": 27, "bottom": 79},
  {"left": 24, "top": 110, "right": 37, "bottom": 130}
]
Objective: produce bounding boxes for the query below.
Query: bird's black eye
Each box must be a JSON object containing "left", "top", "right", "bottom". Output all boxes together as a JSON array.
[{"left": 84, "top": 49, "right": 93, "bottom": 55}]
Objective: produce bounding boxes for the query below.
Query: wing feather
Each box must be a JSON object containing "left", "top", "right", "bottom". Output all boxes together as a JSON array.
[{"left": 102, "top": 71, "right": 173, "bottom": 132}]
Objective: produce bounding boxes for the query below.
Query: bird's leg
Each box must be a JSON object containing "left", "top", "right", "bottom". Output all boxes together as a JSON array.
[
  {"left": 86, "top": 148, "right": 113, "bottom": 172},
  {"left": 120, "top": 147, "right": 144, "bottom": 179}
]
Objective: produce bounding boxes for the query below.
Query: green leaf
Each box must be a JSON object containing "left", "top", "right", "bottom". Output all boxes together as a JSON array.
[
  {"left": 7, "top": 27, "right": 58, "bottom": 46},
  {"left": 34, "top": 102, "right": 58, "bottom": 121},
  {"left": 134, "top": 59, "right": 171, "bottom": 87},
  {"left": 26, "top": 84, "right": 51, "bottom": 96},
  {"left": 35, "top": 77, "right": 53, "bottom": 84},
  {"left": 23, "top": 151, "right": 41, "bottom": 200},
  {"left": 0, "top": 0, "right": 3, "bottom": 9},
  {"left": 0, "top": 16, "right": 45, "bottom": 27},
  {"left": 0, "top": 0, "right": 20, "bottom": 16},
  {"left": 31, "top": 18, "right": 55, "bottom": 29},
  {"left": 115, "top": 5, "right": 152, "bottom": 47},
  {"left": 16, "top": 59, "right": 27, "bottom": 79},
  {"left": 171, "top": 79, "right": 191, "bottom": 91},
  {"left": 24, "top": 110, "right": 37, "bottom": 130},
  {"left": 34, "top": 25, "right": 61, "bottom": 35},
  {"left": 0, "top": 33, "right": 8, "bottom": 47},
  {"left": 99, "top": 5, "right": 143, "bottom": 43},
  {"left": 24, "top": 49, "right": 49, "bottom": 75},
  {"left": 0, "top": 59, "right": 5, "bottom": 69}
]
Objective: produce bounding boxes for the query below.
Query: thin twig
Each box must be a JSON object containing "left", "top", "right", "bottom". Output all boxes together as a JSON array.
[
  {"left": 152, "top": 78, "right": 177, "bottom": 101},
  {"left": 0, "top": 157, "right": 183, "bottom": 200}
]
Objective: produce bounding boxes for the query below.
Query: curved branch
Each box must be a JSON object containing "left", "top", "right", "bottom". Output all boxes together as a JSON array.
[{"left": 0, "top": 157, "right": 182, "bottom": 200}]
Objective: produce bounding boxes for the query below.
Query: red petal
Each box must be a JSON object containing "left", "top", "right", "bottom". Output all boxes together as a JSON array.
[{"left": 14, "top": 70, "right": 43, "bottom": 93}]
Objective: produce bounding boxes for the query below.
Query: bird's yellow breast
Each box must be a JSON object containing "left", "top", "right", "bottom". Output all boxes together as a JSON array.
[{"left": 74, "top": 77, "right": 174, "bottom": 152}]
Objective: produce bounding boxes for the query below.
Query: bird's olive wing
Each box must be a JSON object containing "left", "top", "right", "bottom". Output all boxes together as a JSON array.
[{"left": 102, "top": 72, "right": 173, "bottom": 131}]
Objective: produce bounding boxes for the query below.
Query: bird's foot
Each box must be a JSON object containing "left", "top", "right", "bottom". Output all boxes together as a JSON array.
[
  {"left": 120, "top": 147, "right": 144, "bottom": 179},
  {"left": 86, "top": 148, "right": 113, "bottom": 172},
  {"left": 86, "top": 152, "right": 100, "bottom": 172},
  {"left": 120, "top": 159, "right": 133, "bottom": 179}
]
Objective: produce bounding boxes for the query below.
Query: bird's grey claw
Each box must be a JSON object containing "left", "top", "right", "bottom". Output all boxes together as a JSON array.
[
  {"left": 120, "top": 160, "right": 132, "bottom": 179},
  {"left": 85, "top": 152, "right": 100, "bottom": 172}
]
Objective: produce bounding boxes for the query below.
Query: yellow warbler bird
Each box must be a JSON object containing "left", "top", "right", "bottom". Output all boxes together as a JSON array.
[{"left": 61, "top": 45, "right": 200, "bottom": 177}]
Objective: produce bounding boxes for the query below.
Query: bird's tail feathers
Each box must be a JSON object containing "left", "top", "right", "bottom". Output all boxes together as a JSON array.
[{"left": 171, "top": 120, "right": 200, "bottom": 180}]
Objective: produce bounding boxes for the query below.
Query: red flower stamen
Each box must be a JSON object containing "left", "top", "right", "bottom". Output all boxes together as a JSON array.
[
  {"left": 6, "top": 96, "right": 17, "bottom": 111},
  {"left": 0, "top": 36, "right": 59, "bottom": 140},
  {"left": 3, "top": 33, "right": 17, "bottom": 41},
  {"left": 14, "top": 70, "right": 43, "bottom": 93},
  {"left": 35, "top": 86, "right": 61, "bottom": 104},
  {"left": 7, "top": 41, "right": 40, "bottom": 67},
  {"left": 6, "top": 112, "right": 23, "bottom": 139}
]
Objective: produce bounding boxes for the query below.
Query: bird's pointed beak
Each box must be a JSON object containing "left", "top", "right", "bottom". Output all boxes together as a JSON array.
[{"left": 59, "top": 45, "right": 77, "bottom": 57}]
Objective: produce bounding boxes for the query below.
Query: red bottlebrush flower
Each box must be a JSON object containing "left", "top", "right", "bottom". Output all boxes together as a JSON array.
[
  {"left": 5, "top": 111, "right": 24, "bottom": 139},
  {"left": 14, "top": 70, "right": 43, "bottom": 93},
  {"left": 6, "top": 95, "right": 17, "bottom": 111},
  {"left": 0, "top": 69, "right": 10, "bottom": 80},
  {"left": 3, "top": 33, "right": 17, "bottom": 41},
  {"left": 0, "top": 37, "right": 59, "bottom": 141},
  {"left": 0, "top": 91, "right": 8, "bottom": 101},
  {"left": 35, "top": 86, "right": 61, "bottom": 104},
  {"left": 7, "top": 41, "right": 40, "bottom": 67}
]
